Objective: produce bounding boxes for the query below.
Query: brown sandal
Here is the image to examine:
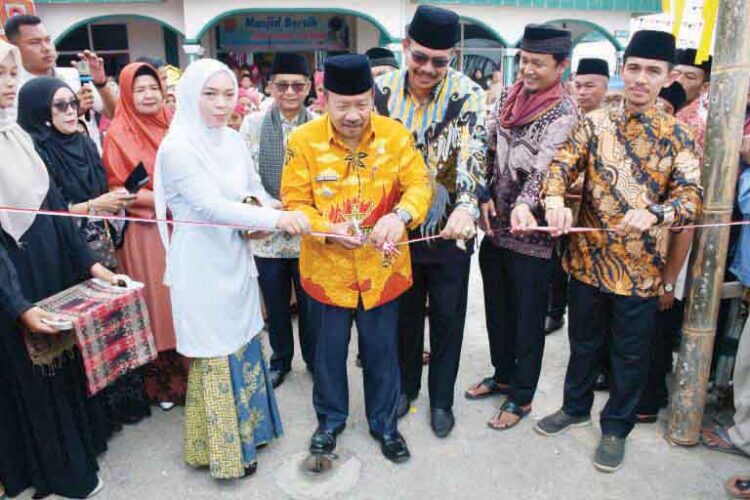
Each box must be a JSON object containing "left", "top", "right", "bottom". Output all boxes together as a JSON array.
[
  {"left": 487, "top": 400, "right": 531, "bottom": 431},
  {"left": 701, "top": 427, "right": 749, "bottom": 457}
]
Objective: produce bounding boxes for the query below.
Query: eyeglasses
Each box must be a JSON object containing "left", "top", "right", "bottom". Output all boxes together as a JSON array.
[
  {"left": 409, "top": 50, "right": 452, "bottom": 69},
  {"left": 274, "top": 82, "right": 307, "bottom": 93},
  {"left": 52, "top": 98, "right": 80, "bottom": 113}
]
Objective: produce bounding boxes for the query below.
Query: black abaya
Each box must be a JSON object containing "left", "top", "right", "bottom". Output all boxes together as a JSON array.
[
  {"left": 17, "top": 77, "right": 152, "bottom": 430},
  {"left": 0, "top": 190, "right": 110, "bottom": 499}
]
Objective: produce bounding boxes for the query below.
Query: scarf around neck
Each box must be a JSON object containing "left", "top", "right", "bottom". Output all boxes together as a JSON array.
[
  {"left": 258, "top": 105, "right": 311, "bottom": 199},
  {"left": 500, "top": 80, "right": 564, "bottom": 128}
]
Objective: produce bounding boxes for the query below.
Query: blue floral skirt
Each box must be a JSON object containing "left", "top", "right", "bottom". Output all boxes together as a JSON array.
[{"left": 184, "top": 336, "right": 283, "bottom": 479}]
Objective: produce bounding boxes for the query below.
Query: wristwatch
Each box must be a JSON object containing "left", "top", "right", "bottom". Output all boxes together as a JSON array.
[
  {"left": 394, "top": 208, "right": 412, "bottom": 225},
  {"left": 663, "top": 282, "right": 675, "bottom": 293},
  {"left": 647, "top": 203, "right": 666, "bottom": 224}
]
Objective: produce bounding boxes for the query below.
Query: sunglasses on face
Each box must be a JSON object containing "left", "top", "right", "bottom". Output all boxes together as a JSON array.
[
  {"left": 52, "top": 98, "right": 80, "bottom": 113},
  {"left": 409, "top": 50, "right": 452, "bottom": 69},
  {"left": 274, "top": 82, "right": 307, "bottom": 93}
]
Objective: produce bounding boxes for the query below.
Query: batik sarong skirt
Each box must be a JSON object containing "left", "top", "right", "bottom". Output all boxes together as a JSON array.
[{"left": 184, "top": 336, "right": 282, "bottom": 479}]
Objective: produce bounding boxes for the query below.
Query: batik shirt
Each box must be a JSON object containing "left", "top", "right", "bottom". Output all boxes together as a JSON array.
[
  {"left": 375, "top": 69, "right": 486, "bottom": 262},
  {"left": 485, "top": 87, "right": 578, "bottom": 259},
  {"left": 241, "top": 110, "right": 316, "bottom": 259},
  {"left": 676, "top": 92, "right": 708, "bottom": 156},
  {"left": 281, "top": 114, "right": 433, "bottom": 310},
  {"left": 544, "top": 104, "right": 703, "bottom": 297}
]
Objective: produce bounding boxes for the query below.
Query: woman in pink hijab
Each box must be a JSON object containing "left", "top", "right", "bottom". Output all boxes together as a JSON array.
[{"left": 308, "top": 70, "right": 326, "bottom": 115}]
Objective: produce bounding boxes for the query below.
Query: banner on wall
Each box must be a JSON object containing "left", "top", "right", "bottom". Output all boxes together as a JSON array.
[
  {"left": 219, "top": 14, "right": 350, "bottom": 52},
  {"left": 0, "top": 0, "right": 35, "bottom": 40}
]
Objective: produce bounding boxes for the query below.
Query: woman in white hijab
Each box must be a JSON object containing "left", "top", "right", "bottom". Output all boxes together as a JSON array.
[{"left": 154, "top": 58, "right": 309, "bottom": 479}]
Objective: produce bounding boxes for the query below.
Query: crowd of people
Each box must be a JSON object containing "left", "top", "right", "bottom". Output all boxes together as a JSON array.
[{"left": 0, "top": 4, "right": 749, "bottom": 499}]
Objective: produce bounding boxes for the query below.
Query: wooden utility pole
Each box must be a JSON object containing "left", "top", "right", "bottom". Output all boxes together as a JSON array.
[{"left": 667, "top": 0, "right": 750, "bottom": 445}]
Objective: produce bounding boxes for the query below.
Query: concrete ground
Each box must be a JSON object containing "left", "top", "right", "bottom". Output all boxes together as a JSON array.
[{"left": 20, "top": 257, "right": 749, "bottom": 499}]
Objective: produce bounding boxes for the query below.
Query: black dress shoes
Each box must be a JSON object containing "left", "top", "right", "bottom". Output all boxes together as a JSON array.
[
  {"left": 593, "top": 370, "right": 610, "bottom": 391},
  {"left": 369, "top": 430, "right": 410, "bottom": 463},
  {"left": 269, "top": 369, "right": 289, "bottom": 389},
  {"left": 241, "top": 463, "right": 257, "bottom": 479},
  {"left": 544, "top": 315, "right": 565, "bottom": 334},
  {"left": 396, "top": 393, "right": 413, "bottom": 419},
  {"left": 309, "top": 425, "right": 345, "bottom": 455},
  {"left": 430, "top": 408, "right": 455, "bottom": 438}
]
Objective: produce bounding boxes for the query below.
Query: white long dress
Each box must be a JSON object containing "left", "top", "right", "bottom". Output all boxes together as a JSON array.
[{"left": 156, "top": 131, "right": 279, "bottom": 358}]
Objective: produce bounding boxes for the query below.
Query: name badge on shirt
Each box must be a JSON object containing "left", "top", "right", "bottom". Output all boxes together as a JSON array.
[{"left": 315, "top": 169, "right": 339, "bottom": 182}]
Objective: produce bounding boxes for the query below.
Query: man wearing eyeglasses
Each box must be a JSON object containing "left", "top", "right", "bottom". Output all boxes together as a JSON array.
[
  {"left": 240, "top": 53, "right": 317, "bottom": 389},
  {"left": 374, "top": 4, "right": 487, "bottom": 438}
]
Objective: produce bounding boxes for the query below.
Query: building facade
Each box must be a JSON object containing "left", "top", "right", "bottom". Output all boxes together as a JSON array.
[{"left": 36, "top": 0, "right": 655, "bottom": 80}]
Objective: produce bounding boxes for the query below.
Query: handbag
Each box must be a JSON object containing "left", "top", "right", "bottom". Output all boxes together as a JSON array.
[{"left": 83, "top": 218, "right": 118, "bottom": 270}]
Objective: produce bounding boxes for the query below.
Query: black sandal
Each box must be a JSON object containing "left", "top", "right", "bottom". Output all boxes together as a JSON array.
[
  {"left": 487, "top": 400, "right": 531, "bottom": 431},
  {"left": 465, "top": 377, "right": 509, "bottom": 400},
  {"left": 727, "top": 476, "right": 750, "bottom": 498},
  {"left": 636, "top": 414, "right": 658, "bottom": 424}
]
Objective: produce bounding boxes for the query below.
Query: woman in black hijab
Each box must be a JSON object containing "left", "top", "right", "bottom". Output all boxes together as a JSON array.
[
  {"left": 17, "top": 77, "right": 152, "bottom": 430},
  {"left": 1, "top": 42, "right": 119, "bottom": 499}
]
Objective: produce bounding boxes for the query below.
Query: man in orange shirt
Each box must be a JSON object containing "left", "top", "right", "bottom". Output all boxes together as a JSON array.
[{"left": 281, "top": 54, "right": 432, "bottom": 463}]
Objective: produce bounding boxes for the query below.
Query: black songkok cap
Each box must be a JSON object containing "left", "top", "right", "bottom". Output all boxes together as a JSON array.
[
  {"left": 624, "top": 30, "right": 676, "bottom": 63},
  {"left": 520, "top": 24, "right": 572, "bottom": 55},
  {"left": 576, "top": 58, "right": 610, "bottom": 77},
  {"left": 674, "top": 48, "right": 712, "bottom": 78},
  {"left": 324, "top": 54, "right": 374, "bottom": 96},
  {"left": 271, "top": 53, "right": 310, "bottom": 77},
  {"left": 407, "top": 5, "right": 460, "bottom": 50},
  {"left": 659, "top": 81, "right": 687, "bottom": 112},
  {"left": 365, "top": 47, "right": 399, "bottom": 69}
]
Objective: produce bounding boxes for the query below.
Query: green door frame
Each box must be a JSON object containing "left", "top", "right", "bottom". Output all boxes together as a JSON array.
[
  {"left": 53, "top": 14, "right": 184, "bottom": 44},
  {"left": 458, "top": 16, "right": 509, "bottom": 47},
  {"left": 538, "top": 18, "right": 624, "bottom": 51}
]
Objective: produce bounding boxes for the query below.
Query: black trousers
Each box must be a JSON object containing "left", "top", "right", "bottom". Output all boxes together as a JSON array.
[
  {"left": 311, "top": 298, "right": 400, "bottom": 435},
  {"left": 637, "top": 300, "right": 684, "bottom": 415},
  {"left": 256, "top": 257, "right": 315, "bottom": 373},
  {"left": 479, "top": 239, "right": 553, "bottom": 406},
  {"left": 547, "top": 245, "right": 569, "bottom": 320},
  {"left": 398, "top": 256, "right": 470, "bottom": 410},
  {"left": 563, "top": 278, "right": 658, "bottom": 437}
]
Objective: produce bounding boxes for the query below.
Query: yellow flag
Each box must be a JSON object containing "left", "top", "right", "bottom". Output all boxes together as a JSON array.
[
  {"left": 672, "top": 0, "right": 687, "bottom": 37},
  {"left": 696, "top": 0, "right": 719, "bottom": 64}
]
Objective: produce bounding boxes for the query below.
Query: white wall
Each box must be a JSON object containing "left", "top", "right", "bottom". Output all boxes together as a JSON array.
[
  {"left": 404, "top": 3, "right": 632, "bottom": 46},
  {"left": 36, "top": 0, "right": 186, "bottom": 41},
  {"left": 573, "top": 40, "right": 618, "bottom": 75},
  {"left": 356, "top": 17, "right": 381, "bottom": 53},
  {"left": 37, "top": 0, "right": 637, "bottom": 67},
  {"left": 122, "top": 18, "right": 165, "bottom": 62}
]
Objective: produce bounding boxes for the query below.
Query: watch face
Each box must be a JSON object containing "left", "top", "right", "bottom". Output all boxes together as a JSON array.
[{"left": 664, "top": 283, "right": 674, "bottom": 292}]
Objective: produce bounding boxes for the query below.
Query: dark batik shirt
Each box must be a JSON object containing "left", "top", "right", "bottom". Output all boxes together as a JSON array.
[
  {"left": 375, "top": 68, "right": 487, "bottom": 262},
  {"left": 485, "top": 87, "right": 578, "bottom": 259}
]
